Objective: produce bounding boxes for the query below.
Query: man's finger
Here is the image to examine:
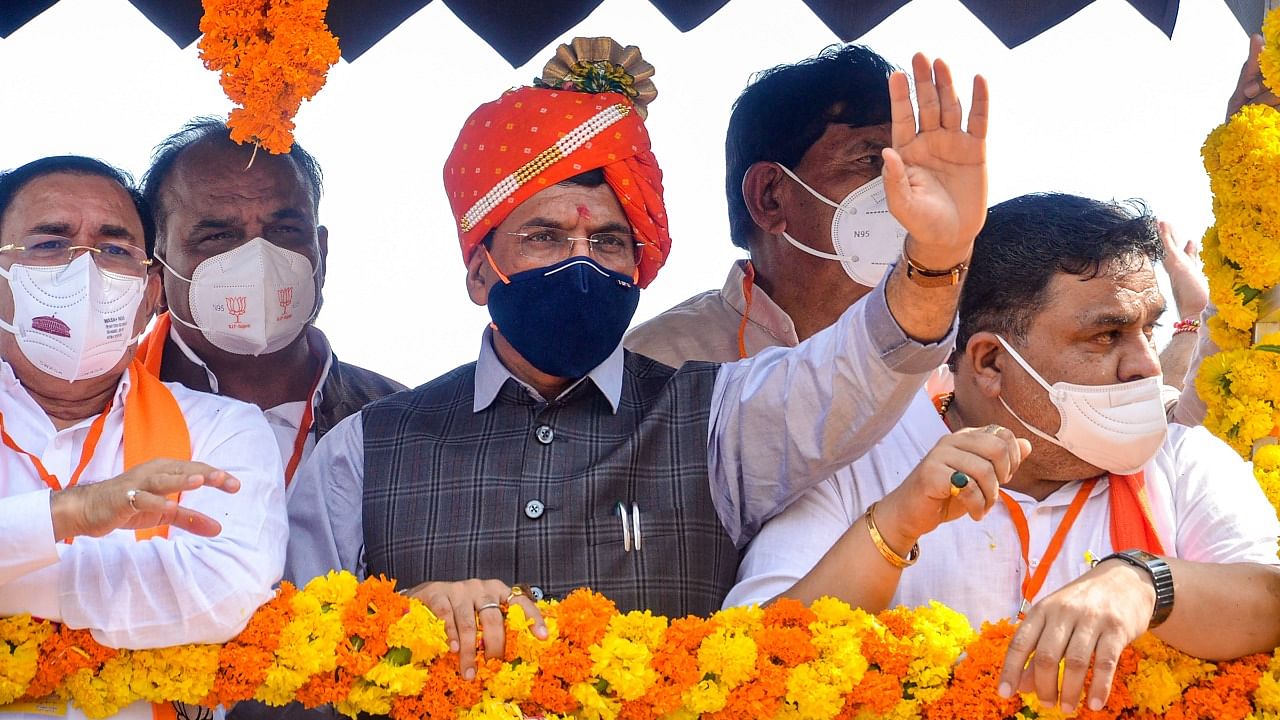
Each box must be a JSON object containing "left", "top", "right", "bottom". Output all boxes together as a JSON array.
[
  {"left": 1028, "top": 620, "right": 1074, "bottom": 707},
  {"left": 934, "top": 58, "right": 961, "bottom": 130},
  {"left": 513, "top": 595, "right": 549, "bottom": 640},
  {"left": 1086, "top": 631, "right": 1128, "bottom": 712},
  {"left": 998, "top": 613, "right": 1044, "bottom": 698},
  {"left": 476, "top": 595, "right": 506, "bottom": 659},
  {"left": 966, "top": 75, "right": 989, "bottom": 140},
  {"left": 1057, "top": 625, "right": 1100, "bottom": 713},
  {"left": 167, "top": 507, "right": 223, "bottom": 537},
  {"left": 888, "top": 71, "right": 916, "bottom": 148},
  {"left": 422, "top": 592, "right": 460, "bottom": 654},
  {"left": 912, "top": 53, "right": 940, "bottom": 132},
  {"left": 454, "top": 598, "right": 480, "bottom": 680}
]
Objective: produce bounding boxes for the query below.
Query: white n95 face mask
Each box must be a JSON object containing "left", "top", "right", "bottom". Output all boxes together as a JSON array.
[
  {"left": 159, "top": 237, "right": 318, "bottom": 357},
  {"left": 995, "top": 335, "right": 1167, "bottom": 474},
  {"left": 0, "top": 252, "right": 146, "bottom": 382},
  {"left": 774, "top": 163, "right": 908, "bottom": 287}
]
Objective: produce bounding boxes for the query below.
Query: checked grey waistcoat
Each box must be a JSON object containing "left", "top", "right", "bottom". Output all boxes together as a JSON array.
[{"left": 361, "top": 351, "right": 740, "bottom": 618}]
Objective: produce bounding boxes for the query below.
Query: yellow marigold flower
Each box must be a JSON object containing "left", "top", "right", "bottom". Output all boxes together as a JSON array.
[
  {"left": 386, "top": 603, "right": 449, "bottom": 663},
  {"left": 335, "top": 680, "right": 393, "bottom": 718},
  {"left": 457, "top": 698, "right": 526, "bottom": 719},
  {"left": 304, "top": 570, "right": 360, "bottom": 607},
  {"left": 681, "top": 678, "right": 728, "bottom": 715},
  {"left": 785, "top": 663, "right": 845, "bottom": 720},
  {"left": 591, "top": 635, "right": 657, "bottom": 701},
  {"left": 570, "top": 680, "right": 621, "bottom": 720},
  {"left": 697, "top": 627, "right": 757, "bottom": 688},
  {"left": 486, "top": 661, "right": 537, "bottom": 702},
  {"left": 1264, "top": 7, "right": 1280, "bottom": 94},
  {"left": 606, "top": 609, "right": 667, "bottom": 647}
]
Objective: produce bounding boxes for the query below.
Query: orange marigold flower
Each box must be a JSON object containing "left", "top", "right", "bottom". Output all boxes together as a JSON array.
[
  {"left": 198, "top": 0, "right": 340, "bottom": 155},
  {"left": 24, "top": 626, "right": 116, "bottom": 700},
  {"left": 205, "top": 581, "right": 297, "bottom": 706}
]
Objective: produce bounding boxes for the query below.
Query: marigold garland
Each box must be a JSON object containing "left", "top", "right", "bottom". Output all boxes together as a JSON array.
[
  {"left": 197, "top": 0, "right": 340, "bottom": 154},
  {"left": 1197, "top": 5, "right": 1280, "bottom": 461},
  {"left": 3, "top": 571, "right": 1280, "bottom": 719}
]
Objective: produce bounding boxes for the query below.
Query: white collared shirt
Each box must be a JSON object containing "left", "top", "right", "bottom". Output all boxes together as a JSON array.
[
  {"left": 168, "top": 324, "right": 333, "bottom": 475},
  {"left": 0, "top": 360, "right": 287, "bottom": 720},
  {"left": 726, "top": 389, "right": 1280, "bottom": 625}
]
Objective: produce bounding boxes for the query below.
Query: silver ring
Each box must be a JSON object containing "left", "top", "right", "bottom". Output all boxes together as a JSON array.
[
  {"left": 126, "top": 489, "right": 140, "bottom": 512},
  {"left": 476, "top": 602, "right": 502, "bottom": 612},
  {"left": 983, "top": 424, "right": 1002, "bottom": 435}
]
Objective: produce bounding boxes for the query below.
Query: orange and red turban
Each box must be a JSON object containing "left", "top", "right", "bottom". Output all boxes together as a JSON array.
[{"left": 443, "top": 84, "right": 670, "bottom": 288}]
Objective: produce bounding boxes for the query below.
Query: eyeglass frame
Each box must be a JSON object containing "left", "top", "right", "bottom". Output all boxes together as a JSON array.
[
  {"left": 0, "top": 235, "right": 154, "bottom": 276},
  {"left": 504, "top": 225, "right": 647, "bottom": 266}
]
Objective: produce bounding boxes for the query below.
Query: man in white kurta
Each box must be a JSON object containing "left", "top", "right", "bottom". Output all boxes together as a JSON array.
[
  {"left": 0, "top": 156, "right": 287, "bottom": 720},
  {"left": 729, "top": 192, "right": 1280, "bottom": 714}
]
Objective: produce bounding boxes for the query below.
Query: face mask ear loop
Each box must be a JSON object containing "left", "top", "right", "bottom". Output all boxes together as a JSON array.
[
  {"left": 153, "top": 253, "right": 195, "bottom": 284},
  {"left": 773, "top": 163, "right": 841, "bottom": 210},
  {"left": 483, "top": 248, "right": 513, "bottom": 285},
  {"left": 995, "top": 335, "right": 1057, "bottom": 395}
]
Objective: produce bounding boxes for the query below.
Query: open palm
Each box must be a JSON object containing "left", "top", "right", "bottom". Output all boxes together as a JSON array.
[{"left": 882, "top": 53, "right": 989, "bottom": 270}]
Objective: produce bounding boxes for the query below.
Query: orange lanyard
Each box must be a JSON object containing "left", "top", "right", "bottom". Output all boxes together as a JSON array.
[
  {"left": 736, "top": 261, "right": 756, "bottom": 360},
  {"left": 0, "top": 404, "right": 112, "bottom": 492},
  {"left": 998, "top": 477, "right": 1098, "bottom": 618},
  {"left": 283, "top": 366, "right": 325, "bottom": 487}
]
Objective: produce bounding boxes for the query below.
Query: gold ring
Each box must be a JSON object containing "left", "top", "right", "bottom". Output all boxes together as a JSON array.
[{"left": 506, "top": 584, "right": 532, "bottom": 603}]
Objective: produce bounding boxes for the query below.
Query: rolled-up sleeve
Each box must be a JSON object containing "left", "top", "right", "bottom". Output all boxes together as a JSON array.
[
  {"left": 708, "top": 275, "right": 954, "bottom": 547},
  {"left": 56, "top": 402, "right": 288, "bottom": 649},
  {"left": 285, "top": 412, "right": 367, "bottom": 585}
]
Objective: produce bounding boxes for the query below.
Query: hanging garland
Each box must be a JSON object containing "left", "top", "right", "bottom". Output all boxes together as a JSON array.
[
  {"left": 1196, "top": 11, "right": 1280, "bottom": 455},
  {"left": 197, "top": 0, "right": 340, "bottom": 154}
]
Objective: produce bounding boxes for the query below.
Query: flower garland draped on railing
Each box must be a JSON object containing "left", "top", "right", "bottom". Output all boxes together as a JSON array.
[
  {"left": 4, "top": 9, "right": 1280, "bottom": 720},
  {"left": 198, "top": 0, "right": 340, "bottom": 154},
  {"left": 3, "top": 571, "right": 1280, "bottom": 720}
]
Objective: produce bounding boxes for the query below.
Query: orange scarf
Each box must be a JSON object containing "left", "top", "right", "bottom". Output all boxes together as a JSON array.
[
  {"left": 135, "top": 311, "right": 172, "bottom": 377},
  {"left": 124, "top": 355, "right": 192, "bottom": 541},
  {"left": 1107, "top": 471, "right": 1166, "bottom": 555}
]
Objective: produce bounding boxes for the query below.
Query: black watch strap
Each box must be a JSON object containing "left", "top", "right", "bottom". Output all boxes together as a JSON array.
[{"left": 1097, "top": 549, "right": 1174, "bottom": 628}]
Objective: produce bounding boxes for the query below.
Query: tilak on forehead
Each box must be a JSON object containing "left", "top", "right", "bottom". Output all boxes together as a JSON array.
[{"left": 442, "top": 37, "right": 671, "bottom": 288}]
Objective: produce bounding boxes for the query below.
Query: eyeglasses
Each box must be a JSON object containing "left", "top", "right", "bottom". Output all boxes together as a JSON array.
[
  {"left": 0, "top": 235, "right": 153, "bottom": 277},
  {"left": 506, "top": 226, "right": 644, "bottom": 265}
]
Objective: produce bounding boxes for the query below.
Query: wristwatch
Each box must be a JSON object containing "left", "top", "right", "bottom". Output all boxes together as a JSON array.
[
  {"left": 902, "top": 251, "right": 968, "bottom": 288},
  {"left": 1096, "top": 549, "right": 1175, "bottom": 628}
]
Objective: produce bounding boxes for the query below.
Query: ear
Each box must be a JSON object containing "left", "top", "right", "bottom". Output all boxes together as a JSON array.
[
  {"left": 466, "top": 247, "right": 492, "bottom": 307},
  {"left": 316, "top": 225, "right": 329, "bottom": 292},
  {"left": 137, "top": 267, "right": 164, "bottom": 333},
  {"left": 962, "top": 331, "right": 1005, "bottom": 400},
  {"left": 742, "top": 162, "right": 790, "bottom": 236}
]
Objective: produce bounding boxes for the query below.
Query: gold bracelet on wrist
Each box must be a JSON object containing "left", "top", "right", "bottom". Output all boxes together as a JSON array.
[
  {"left": 864, "top": 501, "right": 920, "bottom": 569},
  {"left": 902, "top": 250, "right": 968, "bottom": 288}
]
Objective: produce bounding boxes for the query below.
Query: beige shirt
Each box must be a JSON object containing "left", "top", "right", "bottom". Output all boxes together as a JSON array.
[{"left": 625, "top": 260, "right": 799, "bottom": 366}]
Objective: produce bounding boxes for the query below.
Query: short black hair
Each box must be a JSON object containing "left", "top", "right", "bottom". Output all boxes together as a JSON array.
[
  {"left": 725, "top": 44, "right": 895, "bottom": 250},
  {"left": 956, "top": 193, "right": 1164, "bottom": 356},
  {"left": 0, "top": 155, "right": 155, "bottom": 257},
  {"left": 140, "top": 116, "right": 325, "bottom": 247}
]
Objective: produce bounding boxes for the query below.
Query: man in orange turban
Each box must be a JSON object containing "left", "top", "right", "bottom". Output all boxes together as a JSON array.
[{"left": 289, "top": 38, "right": 991, "bottom": 681}]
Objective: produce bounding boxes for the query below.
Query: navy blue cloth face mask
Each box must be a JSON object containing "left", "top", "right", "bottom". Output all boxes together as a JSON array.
[{"left": 486, "top": 254, "right": 641, "bottom": 379}]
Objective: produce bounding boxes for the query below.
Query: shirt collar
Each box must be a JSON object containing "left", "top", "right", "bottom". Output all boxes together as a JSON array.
[
  {"left": 473, "top": 326, "right": 624, "bottom": 413},
  {"left": 721, "top": 259, "right": 799, "bottom": 347},
  {"left": 167, "top": 324, "right": 332, "bottom": 410}
]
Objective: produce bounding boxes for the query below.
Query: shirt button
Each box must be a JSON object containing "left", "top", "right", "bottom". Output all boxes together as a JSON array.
[
  {"left": 535, "top": 425, "right": 555, "bottom": 444},
  {"left": 524, "top": 499, "right": 545, "bottom": 519},
  {"left": 530, "top": 586, "right": 545, "bottom": 601}
]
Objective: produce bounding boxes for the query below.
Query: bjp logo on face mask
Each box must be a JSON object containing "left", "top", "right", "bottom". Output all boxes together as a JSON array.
[
  {"left": 277, "top": 287, "right": 294, "bottom": 321},
  {"left": 225, "top": 296, "right": 249, "bottom": 329}
]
